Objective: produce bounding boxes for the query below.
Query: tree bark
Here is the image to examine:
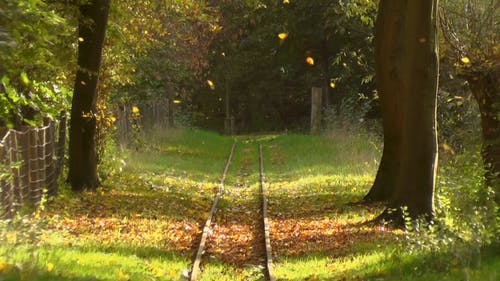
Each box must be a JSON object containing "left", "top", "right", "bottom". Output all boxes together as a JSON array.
[
  {"left": 364, "top": 0, "right": 404, "bottom": 202},
  {"left": 68, "top": 0, "right": 110, "bottom": 191},
  {"left": 466, "top": 64, "right": 500, "bottom": 201},
  {"left": 389, "top": 0, "right": 439, "bottom": 221},
  {"left": 369, "top": 0, "right": 439, "bottom": 224}
]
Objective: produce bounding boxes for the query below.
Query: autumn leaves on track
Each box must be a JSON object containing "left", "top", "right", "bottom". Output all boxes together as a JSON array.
[{"left": 190, "top": 141, "right": 271, "bottom": 280}]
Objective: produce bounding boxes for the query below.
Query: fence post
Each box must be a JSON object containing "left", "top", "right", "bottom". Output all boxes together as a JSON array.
[
  {"left": 0, "top": 138, "right": 11, "bottom": 217},
  {"left": 15, "top": 129, "right": 30, "bottom": 207},
  {"left": 10, "top": 131, "right": 26, "bottom": 210},
  {"left": 311, "top": 87, "right": 323, "bottom": 135},
  {"left": 37, "top": 125, "right": 47, "bottom": 203},
  {"left": 45, "top": 122, "right": 57, "bottom": 196},
  {"left": 27, "top": 128, "right": 40, "bottom": 206},
  {"left": 54, "top": 112, "right": 67, "bottom": 192}
]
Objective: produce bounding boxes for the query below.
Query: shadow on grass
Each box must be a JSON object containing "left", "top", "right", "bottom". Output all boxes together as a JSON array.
[{"left": 268, "top": 192, "right": 381, "bottom": 220}]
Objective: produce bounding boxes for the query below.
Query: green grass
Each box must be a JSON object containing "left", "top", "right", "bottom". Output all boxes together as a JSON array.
[
  {"left": 1, "top": 128, "right": 498, "bottom": 281},
  {"left": 126, "top": 129, "right": 235, "bottom": 181},
  {"left": 1, "top": 244, "right": 189, "bottom": 280}
]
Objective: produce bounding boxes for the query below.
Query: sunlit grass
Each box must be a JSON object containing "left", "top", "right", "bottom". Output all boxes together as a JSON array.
[
  {"left": 126, "top": 129, "right": 235, "bottom": 181},
  {"left": 0, "top": 244, "right": 189, "bottom": 280},
  {"left": 1, "top": 128, "right": 498, "bottom": 281}
]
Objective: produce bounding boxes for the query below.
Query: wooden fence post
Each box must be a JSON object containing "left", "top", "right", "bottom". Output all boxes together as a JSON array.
[
  {"left": 46, "top": 122, "right": 57, "bottom": 196},
  {"left": 0, "top": 139, "right": 10, "bottom": 217},
  {"left": 37, "top": 125, "right": 47, "bottom": 202},
  {"left": 55, "top": 113, "right": 67, "bottom": 184},
  {"left": 16, "top": 129, "right": 30, "bottom": 206},
  {"left": 28, "top": 128, "right": 40, "bottom": 206},
  {"left": 311, "top": 87, "right": 323, "bottom": 135},
  {"left": 10, "top": 131, "right": 25, "bottom": 209}
]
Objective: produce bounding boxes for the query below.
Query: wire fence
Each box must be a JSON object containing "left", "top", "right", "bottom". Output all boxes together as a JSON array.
[{"left": 0, "top": 114, "right": 67, "bottom": 218}]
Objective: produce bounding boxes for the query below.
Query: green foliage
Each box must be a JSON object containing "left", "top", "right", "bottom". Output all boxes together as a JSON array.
[
  {"left": 0, "top": 0, "right": 74, "bottom": 127},
  {"left": 0, "top": 0, "right": 74, "bottom": 80},
  {"left": 388, "top": 147, "right": 500, "bottom": 280},
  {"left": 323, "top": 94, "right": 379, "bottom": 134},
  {"left": 438, "top": 79, "right": 482, "bottom": 153},
  {"left": 0, "top": 74, "right": 71, "bottom": 127},
  {"left": 108, "top": 0, "right": 219, "bottom": 106},
  {"left": 440, "top": 0, "right": 498, "bottom": 65},
  {"left": 437, "top": 150, "right": 499, "bottom": 246}
]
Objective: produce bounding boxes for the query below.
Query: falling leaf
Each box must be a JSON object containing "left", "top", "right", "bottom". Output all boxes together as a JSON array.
[
  {"left": 0, "top": 260, "right": 14, "bottom": 273},
  {"left": 207, "top": 80, "right": 215, "bottom": 90},
  {"left": 132, "top": 106, "right": 140, "bottom": 114},
  {"left": 306, "top": 56, "right": 315, "bottom": 66},
  {"left": 78, "top": 37, "right": 84, "bottom": 42},
  {"left": 329, "top": 81, "right": 336, "bottom": 89},
  {"left": 47, "top": 262, "right": 54, "bottom": 272},
  {"left": 20, "top": 72, "right": 30, "bottom": 85},
  {"left": 173, "top": 100, "right": 181, "bottom": 104},
  {"left": 118, "top": 270, "right": 130, "bottom": 280},
  {"left": 442, "top": 143, "right": 455, "bottom": 155},
  {"left": 283, "top": 0, "right": 290, "bottom": 4},
  {"left": 460, "top": 57, "right": 471, "bottom": 64},
  {"left": 278, "top": 32, "right": 288, "bottom": 40}
]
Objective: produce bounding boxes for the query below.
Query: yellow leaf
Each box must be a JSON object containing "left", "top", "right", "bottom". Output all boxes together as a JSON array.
[
  {"left": 20, "top": 72, "right": 30, "bottom": 85},
  {"left": 283, "top": 0, "right": 290, "bottom": 3},
  {"left": 118, "top": 270, "right": 130, "bottom": 280},
  {"left": 173, "top": 100, "right": 181, "bottom": 104},
  {"left": 47, "top": 262, "right": 54, "bottom": 272},
  {"left": 278, "top": 32, "right": 288, "bottom": 40},
  {"left": 460, "top": 57, "right": 471, "bottom": 64},
  {"left": 78, "top": 37, "right": 84, "bottom": 42},
  {"left": 306, "top": 56, "right": 315, "bottom": 66},
  {"left": 442, "top": 143, "right": 455, "bottom": 155},
  {"left": 0, "top": 260, "right": 14, "bottom": 273},
  {"left": 329, "top": 81, "right": 336, "bottom": 89},
  {"left": 132, "top": 106, "right": 140, "bottom": 114},
  {"left": 207, "top": 80, "right": 215, "bottom": 90}
]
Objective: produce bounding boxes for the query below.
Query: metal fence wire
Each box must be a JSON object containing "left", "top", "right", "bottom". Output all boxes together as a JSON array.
[{"left": 0, "top": 114, "right": 66, "bottom": 218}]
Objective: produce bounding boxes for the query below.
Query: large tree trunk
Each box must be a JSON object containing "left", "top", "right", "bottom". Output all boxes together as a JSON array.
[
  {"left": 364, "top": 0, "right": 404, "bottom": 202},
  {"left": 467, "top": 64, "right": 500, "bottom": 201},
  {"left": 370, "top": 0, "right": 439, "bottom": 224},
  {"left": 389, "top": 0, "right": 439, "bottom": 221},
  {"left": 68, "top": 0, "right": 110, "bottom": 191}
]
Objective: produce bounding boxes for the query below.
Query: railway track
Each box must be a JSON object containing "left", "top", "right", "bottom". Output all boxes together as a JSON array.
[{"left": 189, "top": 142, "right": 275, "bottom": 281}]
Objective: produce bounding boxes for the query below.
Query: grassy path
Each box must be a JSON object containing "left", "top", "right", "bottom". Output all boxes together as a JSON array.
[{"left": 1, "top": 129, "right": 498, "bottom": 281}]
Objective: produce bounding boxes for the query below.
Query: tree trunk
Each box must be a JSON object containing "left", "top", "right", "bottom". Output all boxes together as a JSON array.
[
  {"left": 370, "top": 0, "right": 439, "bottom": 224},
  {"left": 467, "top": 64, "right": 500, "bottom": 201},
  {"left": 390, "top": 0, "right": 439, "bottom": 222},
  {"left": 364, "top": 0, "right": 404, "bottom": 202},
  {"left": 68, "top": 0, "right": 110, "bottom": 191}
]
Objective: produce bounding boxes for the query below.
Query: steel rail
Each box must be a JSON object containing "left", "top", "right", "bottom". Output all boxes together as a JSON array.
[
  {"left": 190, "top": 142, "right": 236, "bottom": 281},
  {"left": 259, "top": 144, "right": 276, "bottom": 281}
]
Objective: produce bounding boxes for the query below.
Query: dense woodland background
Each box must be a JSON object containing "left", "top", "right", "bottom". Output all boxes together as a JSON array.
[{"left": 1, "top": 0, "right": 494, "bottom": 133}]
